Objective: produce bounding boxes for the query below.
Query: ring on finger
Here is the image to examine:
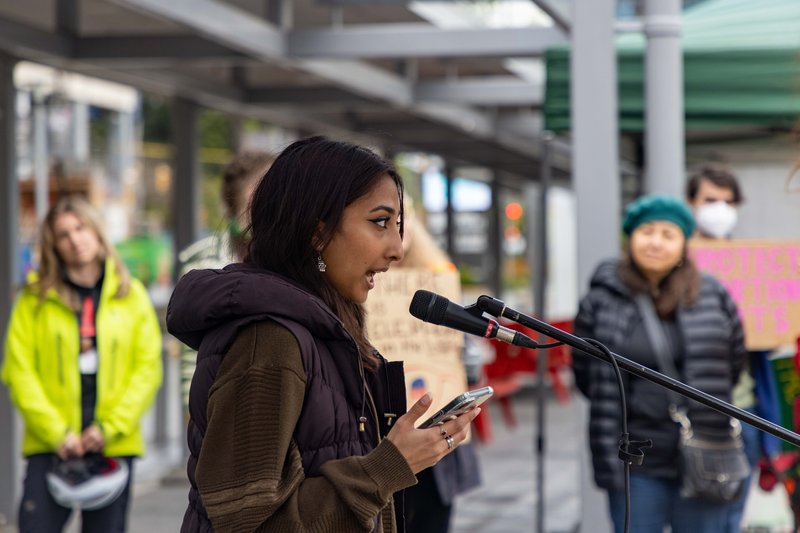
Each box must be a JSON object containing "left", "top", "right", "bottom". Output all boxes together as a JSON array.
[{"left": 446, "top": 436, "right": 455, "bottom": 450}]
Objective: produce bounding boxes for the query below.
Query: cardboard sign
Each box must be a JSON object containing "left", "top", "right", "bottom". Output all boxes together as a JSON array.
[
  {"left": 364, "top": 269, "right": 468, "bottom": 418},
  {"left": 689, "top": 240, "right": 800, "bottom": 350}
]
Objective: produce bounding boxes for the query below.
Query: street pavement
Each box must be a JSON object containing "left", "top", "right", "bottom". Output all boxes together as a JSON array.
[{"left": 450, "top": 386, "right": 595, "bottom": 533}]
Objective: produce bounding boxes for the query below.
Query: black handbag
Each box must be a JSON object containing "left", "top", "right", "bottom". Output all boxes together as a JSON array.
[{"left": 635, "top": 294, "right": 750, "bottom": 503}]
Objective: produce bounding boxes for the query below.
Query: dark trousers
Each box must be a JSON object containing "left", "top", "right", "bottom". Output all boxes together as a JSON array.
[
  {"left": 18, "top": 454, "right": 134, "bottom": 533},
  {"left": 404, "top": 467, "right": 452, "bottom": 533}
]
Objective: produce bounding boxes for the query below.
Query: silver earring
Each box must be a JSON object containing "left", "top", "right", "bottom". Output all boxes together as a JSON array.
[{"left": 317, "top": 254, "right": 327, "bottom": 272}]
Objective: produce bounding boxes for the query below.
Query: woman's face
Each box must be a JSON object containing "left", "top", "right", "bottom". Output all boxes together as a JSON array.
[
  {"left": 53, "top": 212, "right": 102, "bottom": 270},
  {"left": 630, "top": 220, "right": 685, "bottom": 282},
  {"left": 321, "top": 175, "right": 404, "bottom": 303}
]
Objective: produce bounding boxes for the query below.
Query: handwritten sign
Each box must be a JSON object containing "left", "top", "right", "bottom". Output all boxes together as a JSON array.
[
  {"left": 364, "top": 269, "right": 468, "bottom": 419},
  {"left": 689, "top": 240, "right": 800, "bottom": 350}
]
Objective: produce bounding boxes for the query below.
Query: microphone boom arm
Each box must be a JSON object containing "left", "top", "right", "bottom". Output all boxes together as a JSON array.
[{"left": 476, "top": 295, "right": 800, "bottom": 448}]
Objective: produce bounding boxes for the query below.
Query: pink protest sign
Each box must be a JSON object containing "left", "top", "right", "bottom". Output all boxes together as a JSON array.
[{"left": 689, "top": 240, "right": 800, "bottom": 350}]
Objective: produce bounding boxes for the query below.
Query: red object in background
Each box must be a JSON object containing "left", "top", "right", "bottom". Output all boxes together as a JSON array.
[
  {"left": 471, "top": 319, "right": 573, "bottom": 443},
  {"left": 758, "top": 453, "right": 798, "bottom": 492}
]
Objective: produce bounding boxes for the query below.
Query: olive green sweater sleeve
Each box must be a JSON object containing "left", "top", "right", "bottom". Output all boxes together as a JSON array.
[{"left": 194, "top": 321, "right": 417, "bottom": 533}]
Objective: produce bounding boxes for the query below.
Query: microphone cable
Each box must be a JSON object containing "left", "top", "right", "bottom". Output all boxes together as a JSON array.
[
  {"left": 580, "top": 338, "right": 651, "bottom": 533},
  {"left": 520, "top": 332, "right": 649, "bottom": 533}
]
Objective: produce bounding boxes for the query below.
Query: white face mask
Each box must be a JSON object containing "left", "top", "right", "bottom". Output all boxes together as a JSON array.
[{"left": 695, "top": 201, "right": 738, "bottom": 239}]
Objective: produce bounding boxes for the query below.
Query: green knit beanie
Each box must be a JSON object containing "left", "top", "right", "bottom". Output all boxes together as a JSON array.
[{"left": 622, "top": 195, "right": 695, "bottom": 238}]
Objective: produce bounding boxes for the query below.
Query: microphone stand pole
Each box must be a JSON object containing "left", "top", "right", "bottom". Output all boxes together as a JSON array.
[
  {"left": 530, "top": 132, "right": 553, "bottom": 533},
  {"left": 477, "top": 297, "right": 800, "bottom": 448}
]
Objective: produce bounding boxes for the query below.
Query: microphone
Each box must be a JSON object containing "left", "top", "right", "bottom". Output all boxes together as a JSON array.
[
  {"left": 409, "top": 290, "right": 537, "bottom": 348},
  {"left": 477, "top": 295, "right": 508, "bottom": 318}
]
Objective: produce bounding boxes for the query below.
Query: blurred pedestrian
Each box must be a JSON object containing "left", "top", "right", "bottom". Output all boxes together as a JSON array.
[
  {"left": 177, "top": 150, "right": 274, "bottom": 409},
  {"left": 167, "top": 136, "right": 480, "bottom": 532},
  {"left": 391, "top": 199, "right": 482, "bottom": 533},
  {"left": 2, "top": 196, "right": 163, "bottom": 532},
  {"left": 687, "top": 164, "right": 764, "bottom": 533},
  {"left": 686, "top": 163, "right": 743, "bottom": 240},
  {"left": 178, "top": 150, "right": 274, "bottom": 272},
  {"left": 572, "top": 194, "right": 747, "bottom": 533}
]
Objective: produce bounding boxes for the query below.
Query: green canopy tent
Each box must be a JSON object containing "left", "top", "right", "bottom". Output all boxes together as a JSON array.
[{"left": 544, "top": 0, "right": 800, "bottom": 133}]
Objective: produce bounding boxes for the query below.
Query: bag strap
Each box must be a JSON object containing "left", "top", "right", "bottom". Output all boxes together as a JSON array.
[
  {"left": 634, "top": 294, "right": 684, "bottom": 410},
  {"left": 635, "top": 294, "right": 742, "bottom": 437}
]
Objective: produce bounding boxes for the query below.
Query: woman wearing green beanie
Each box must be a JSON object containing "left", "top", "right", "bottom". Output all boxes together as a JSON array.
[{"left": 571, "top": 194, "right": 747, "bottom": 533}]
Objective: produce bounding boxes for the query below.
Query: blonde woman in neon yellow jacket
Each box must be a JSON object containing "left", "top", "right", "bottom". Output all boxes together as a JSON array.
[{"left": 2, "top": 196, "right": 162, "bottom": 532}]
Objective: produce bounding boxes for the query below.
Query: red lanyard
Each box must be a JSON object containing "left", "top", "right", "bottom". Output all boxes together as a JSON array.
[{"left": 80, "top": 295, "right": 96, "bottom": 338}]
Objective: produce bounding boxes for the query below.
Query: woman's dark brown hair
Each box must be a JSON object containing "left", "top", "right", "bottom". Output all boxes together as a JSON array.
[
  {"left": 618, "top": 245, "right": 701, "bottom": 318},
  {"left": 246, "top": 136, "right": 404, "bottom": 371}
]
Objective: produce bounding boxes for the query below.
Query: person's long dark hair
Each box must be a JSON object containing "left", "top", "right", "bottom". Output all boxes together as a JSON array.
[
  {"left": 618, "top": 245, "right": 700, "bottom": 318},
  {"left": 246, "top": 136, "right": 404, "bottom": 371}
]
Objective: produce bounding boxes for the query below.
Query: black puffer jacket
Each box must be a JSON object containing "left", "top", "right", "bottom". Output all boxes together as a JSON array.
[{"left": 572, "top": 260, "right": 746, "bottom": 491}]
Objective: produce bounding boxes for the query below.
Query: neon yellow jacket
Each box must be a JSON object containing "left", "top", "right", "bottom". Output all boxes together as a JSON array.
[{"left": 2, "top": 259, "right": 163, "bottom": 457}]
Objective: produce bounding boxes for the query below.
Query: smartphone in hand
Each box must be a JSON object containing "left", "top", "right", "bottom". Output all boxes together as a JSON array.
[{"left": 418, "top": 386, "right": 494, "bottom": 429}]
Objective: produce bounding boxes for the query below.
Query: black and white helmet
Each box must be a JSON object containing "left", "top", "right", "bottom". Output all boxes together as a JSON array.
[{"left": 46, "top": 455, "right": 129, "bottom": 511}]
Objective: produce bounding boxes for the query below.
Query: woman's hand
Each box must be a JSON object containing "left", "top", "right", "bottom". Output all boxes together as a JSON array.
[
  {"left": 81, "top": 424, "right": 105, "bottom": 453},
  {"left": 57, "top": 432, "right": 84, "bottom": 460},
  {"left": 386, "top": 393, "right": 481, "bottom": 474}
]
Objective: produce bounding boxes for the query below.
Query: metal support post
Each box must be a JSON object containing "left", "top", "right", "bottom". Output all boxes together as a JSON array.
[
  {"left": 489, "top": 174, "right": 503, "bottom": 298},
  {"left": 644, "top": 0, "right": 684, "bottom": 196},
  {"left": 571, "top": 0, "right": 619, "bottom": 294},
  {"left": 171, "top": 97, "right": 201, "bottom": 276},
  {"left": 444, "top": 164, "right": 456, "bottom": 262},
  {"left": 531, "top": 133, "right": 553, "bottom": 533},
  {"left": 32, "top": 91, "right": 48, "bottom": 222},
  {"left": 110, "top": 110, "right": 135, "bottom": 196},
  {"left": 0, "top": 52, "right": 20, "bottom": 527}
]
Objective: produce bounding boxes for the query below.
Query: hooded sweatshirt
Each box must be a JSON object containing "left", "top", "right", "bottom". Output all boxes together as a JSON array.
[{"left": 168, "top": 264, "right": 415, "bottom": 532}]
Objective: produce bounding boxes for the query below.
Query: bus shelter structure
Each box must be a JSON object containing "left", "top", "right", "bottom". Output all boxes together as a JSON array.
[{"left": 0, "top": 0, "right": 574, "bottom": 523}]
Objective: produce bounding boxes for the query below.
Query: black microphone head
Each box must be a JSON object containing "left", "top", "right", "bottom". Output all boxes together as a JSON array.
[
  {"left": 409, "top": 290, "right": 449, "bottom": 325},
  {"left": 477, "top": 295, "right": 505, "bottom": 317}
]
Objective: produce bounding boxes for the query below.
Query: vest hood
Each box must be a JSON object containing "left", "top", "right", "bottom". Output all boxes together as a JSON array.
[{"left": 167, "top": 263, "right": 350, "bottom": 353}]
